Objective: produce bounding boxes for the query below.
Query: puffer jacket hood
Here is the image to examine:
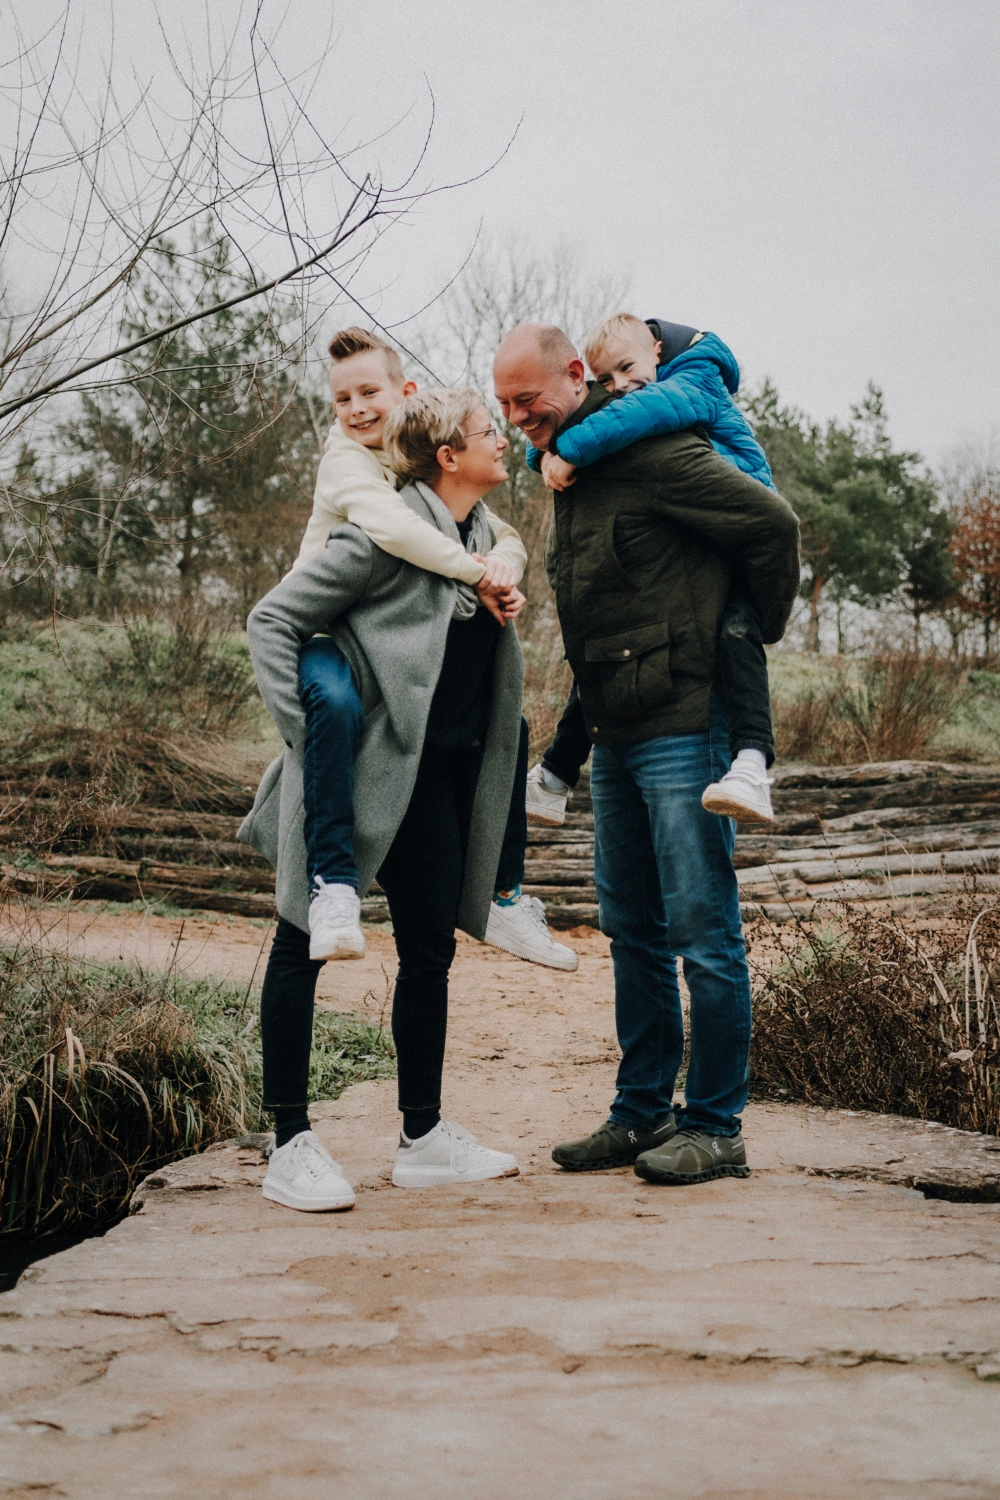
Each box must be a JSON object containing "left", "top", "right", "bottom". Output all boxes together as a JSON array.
[{"left": 661, "top": 330, "right": 741, "bottom": 396}]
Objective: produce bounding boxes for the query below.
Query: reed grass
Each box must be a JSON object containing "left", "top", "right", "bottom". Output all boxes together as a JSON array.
[
  {"left": 0, "top": 943, "right": 395, "bottom": 1239},
  {"left": 750, "top": 896, "right": 1000, "bottom": 1133}
]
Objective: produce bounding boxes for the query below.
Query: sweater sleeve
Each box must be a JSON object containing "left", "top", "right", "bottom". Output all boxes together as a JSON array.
[
  {"left": 555, "top": 367, "right": 724, "bottom": 470},
  {"left": 480, "top": 504, "right": 527, "bottom": 584},
  {"left": 294, "top": 440, "right": 485, "bottom": 585},
  {"left": 648, "top": 433, "right": 801, "bottom": 644}
]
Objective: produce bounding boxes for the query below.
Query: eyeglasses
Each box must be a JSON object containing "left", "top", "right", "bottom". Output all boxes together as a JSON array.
[{"left": 465, "top": 424, "right": 499, "bottom": 445}]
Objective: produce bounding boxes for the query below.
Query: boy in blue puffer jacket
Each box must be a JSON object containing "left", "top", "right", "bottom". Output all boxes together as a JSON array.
[{"left": 524, "top": 313, "right": 777, "bottom": 828}]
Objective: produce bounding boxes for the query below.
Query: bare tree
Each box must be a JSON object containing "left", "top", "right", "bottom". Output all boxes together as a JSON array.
[{"left": 0, "top": 3, "right": 503, "bottom": 613}]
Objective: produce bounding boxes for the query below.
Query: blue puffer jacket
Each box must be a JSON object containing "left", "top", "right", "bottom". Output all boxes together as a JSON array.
[{"left": 526, "top": 331, "right": 774, "bottom": 489}]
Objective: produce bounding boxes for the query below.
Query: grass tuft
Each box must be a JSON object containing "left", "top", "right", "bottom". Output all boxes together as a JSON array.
[
  {"left": 0, "top": 943, "right": 395, "bottom": 1239},
  {"left": 750, "top": 897, "right": 1000, "bottom": 1133}
]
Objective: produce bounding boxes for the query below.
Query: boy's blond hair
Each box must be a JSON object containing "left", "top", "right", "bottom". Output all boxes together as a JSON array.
[
  {"left": 583, "top": 312, "right": 656, "bottom": 370},
  {"left": 327, "top": 325, "right": 406, "bottom": 385},
  {"left": 382, "top": 388, "right": 482, "bottom": 484}
]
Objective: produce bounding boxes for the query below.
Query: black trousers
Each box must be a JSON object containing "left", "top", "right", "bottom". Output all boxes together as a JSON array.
[
  {"left": 376, "top": 742, "right": 485, "bottom": 1118},
  {"left": 542, "top": 583, "right": 775, "bottom": 783}
]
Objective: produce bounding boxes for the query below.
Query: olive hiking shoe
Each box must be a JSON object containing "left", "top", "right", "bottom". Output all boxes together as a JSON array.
[
  {"left": 552, "top": 1115, "right": 676, "bottom": 1172},
  {"left": 634, "top": 1126, "right": 750, "bottom": 1185}
]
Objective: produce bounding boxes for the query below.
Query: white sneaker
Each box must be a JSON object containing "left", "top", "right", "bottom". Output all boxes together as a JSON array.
[
  {"left": 525, "top": 763, "right": 567, "bottom": 826},
  {"left": 701, "top": 769, "right": 775, "bottom": 825},
  {"left": 308, "top": 878, "right": 365, "bottom": 960},
  {"left": 262, "top": 1130, "right": 356, "bottom": 1212},
  {"left": 392, "top": 1119, "right": 519, "bottom": 1188},
  {"left": 486, "top": 893, "right": 579, "bottom": 971}
]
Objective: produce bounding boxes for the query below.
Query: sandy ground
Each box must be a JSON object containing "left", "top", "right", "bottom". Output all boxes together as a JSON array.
[{"left": 2, "top": 902, "right": 1000, "bottom": 1499}]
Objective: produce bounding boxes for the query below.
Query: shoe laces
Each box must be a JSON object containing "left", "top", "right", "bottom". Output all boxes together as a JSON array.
[
  {"left": 291, "top": 1131, "right": 334, "bottom": 1179},
  {"left": 438, "top": 1119, "right": 480, "bottom": 1169},
  {"left": 312, "top": 877, "right": 358, "bottom": 913},
  {"left": 518, "top": 894, "right": 552, "bottom": 937}
]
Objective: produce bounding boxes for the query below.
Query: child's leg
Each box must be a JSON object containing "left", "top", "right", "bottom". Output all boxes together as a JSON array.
[
  {"left": 298, "top": 636, "right": 365, "bottom": 891},
  {"left": 541, "top": 681, "right": 592, "bottom": 789},
  {"left": 489, "top": 716, "right": 578, "bottom": 971},
  {"left": 716, "top": 584, "right": 774, "bottom": 768},
  {"left": 495, "top": 716, "right": 529, "bottom": 895}
]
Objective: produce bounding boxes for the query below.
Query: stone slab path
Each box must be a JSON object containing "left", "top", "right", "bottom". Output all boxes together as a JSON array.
[{"left": 2, "top": 906, "right": 1000, "bottom": 1498}]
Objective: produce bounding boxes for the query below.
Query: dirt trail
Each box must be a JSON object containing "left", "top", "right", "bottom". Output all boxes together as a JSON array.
[{"left": 2, "top": 904, "right": 1000, "bottom": 1498}]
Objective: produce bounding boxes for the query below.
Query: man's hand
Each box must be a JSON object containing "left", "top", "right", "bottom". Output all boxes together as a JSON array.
[{"left": 541, "top": 452, "right": 577, "bottom": 491}]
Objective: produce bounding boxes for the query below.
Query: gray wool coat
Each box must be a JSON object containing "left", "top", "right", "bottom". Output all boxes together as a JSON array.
[{"left": 237, "top": 481, "right": 524, "bottom": 939}]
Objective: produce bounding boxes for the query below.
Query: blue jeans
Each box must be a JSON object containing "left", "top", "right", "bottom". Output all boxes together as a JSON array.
[
  {"left": 299, "top": 637, "right": 365, "bottom": 892},
  {"left": 591, "top": 698, "right": 752, "bottom": 1136}
]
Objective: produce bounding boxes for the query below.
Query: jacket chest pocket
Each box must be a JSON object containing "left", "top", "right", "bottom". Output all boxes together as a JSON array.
[{"left": 584, "top": 619, "right": 674, "bottom": 721}]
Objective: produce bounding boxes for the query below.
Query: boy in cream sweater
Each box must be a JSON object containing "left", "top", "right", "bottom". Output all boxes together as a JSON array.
[{"left": 290, "top": 326, "right": 577, "bottom": 973}]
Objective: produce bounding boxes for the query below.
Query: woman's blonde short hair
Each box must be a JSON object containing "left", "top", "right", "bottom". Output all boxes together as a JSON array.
[
  {"left": 382, "top": 387, "right": 483, "bottom": 484},
  {"left": 583, "top": 312, "right": 655, "bottom": 370}
]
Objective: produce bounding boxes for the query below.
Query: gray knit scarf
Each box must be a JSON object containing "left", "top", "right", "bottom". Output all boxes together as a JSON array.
[{"left": 414, "top": 483, "right": 495, "bottom": 621}]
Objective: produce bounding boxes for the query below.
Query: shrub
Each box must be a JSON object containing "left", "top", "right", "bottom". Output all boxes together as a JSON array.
[
  {"left": 772, "top": 648, "right": 967, "bottom": 764},
  {"left": 751, "top": 898, "right": 1000, "bottom": 1133},
  {"left": 0, "top": 943, "right": 395, "bottom": 1238}
]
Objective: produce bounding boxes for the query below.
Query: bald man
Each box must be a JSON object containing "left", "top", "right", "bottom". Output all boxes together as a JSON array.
[{"left": 494, "top": 323, "right": 799, "bottom": 1185}]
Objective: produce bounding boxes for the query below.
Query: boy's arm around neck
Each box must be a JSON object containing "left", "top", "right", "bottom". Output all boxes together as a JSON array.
[
  {"left": 295, "top": 433, "right": 485, "bottom": 585},
  {"left": 646, "top": 431, "right": 801, "bottom": 644},
  {"left": 480, "top": 504, "right": 528, "bottom": 583},
  {"left": 249, "top": 528, "right": 376, "bottom": 752},
  {"left": 555, "top": 363, "right": 724, "bottom": 470}
]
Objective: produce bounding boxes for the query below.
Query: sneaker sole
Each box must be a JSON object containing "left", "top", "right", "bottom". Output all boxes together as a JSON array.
[
  {"left": 262, "top": 1182, "right": 356, "bottom": 1212},
  {"left": 484, "top": 933, "right": 579, "bottom": 971},
  {"left": 309, "top": 941, "right": 366, "bottom": 961},
  {"left": 700, "top": 791, "right": 774, "bottom": 825},
  {"left": 633, "top": 1159, "right": 751, "bottom": 1185},
  {"left": 391, "top": 1164, "right": 520, "bottom": 1188},
  {"left": 526, "top": 807, "right": 566, "bottom": 827},
  {"left": 552, "top": 1151, "right": 639, "bottom": 1171}
]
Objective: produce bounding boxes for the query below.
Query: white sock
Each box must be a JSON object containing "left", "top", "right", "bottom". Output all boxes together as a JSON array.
[
  {"left": 733, "top": 748, "right": 768, "bottom": 779},
  {"left": 541, "top": 766, "right": 569, "bottom": 794}
]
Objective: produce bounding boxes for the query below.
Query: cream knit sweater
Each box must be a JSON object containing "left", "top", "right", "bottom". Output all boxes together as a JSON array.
[{"left": 291, "top": 425, "right": 527, "bottom": 585}]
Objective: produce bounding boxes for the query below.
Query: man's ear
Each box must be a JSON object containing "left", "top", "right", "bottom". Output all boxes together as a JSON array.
[
  {"left": 402, "top": 380, "right": 417, "bottom": 397},
  {"left": 652, "top": 341, "right": 662, "bottom": 361},
  {"left": 568, "top": 358, "right": 586, "bottom": 384},
  {"left": 436, "top": 442, "right": 459, "bottom": 474}
]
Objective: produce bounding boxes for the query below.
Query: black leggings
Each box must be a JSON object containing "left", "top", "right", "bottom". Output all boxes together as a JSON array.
[{"left": 259, "top": 741, "right": 486, "bottom": 1139}]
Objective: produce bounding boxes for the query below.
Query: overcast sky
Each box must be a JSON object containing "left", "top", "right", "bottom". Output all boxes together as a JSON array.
[{"left": 10, "top": 0, "right": 999, "bottom": 465}]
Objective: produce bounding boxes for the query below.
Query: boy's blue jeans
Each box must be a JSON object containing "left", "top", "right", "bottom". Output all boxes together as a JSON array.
[
  {"left": 298, "top": 636, "right": 529, "bottom": 898},
  {"left": 591, "top": 697, "right": 752, "bottom": 1137},
  {"left": 299, "top": 636, "right": 365, "bottom": 892}
]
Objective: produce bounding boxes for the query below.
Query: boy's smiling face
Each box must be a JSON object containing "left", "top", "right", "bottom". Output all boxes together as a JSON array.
[
  {"left": 331, "top": 350, "right": 416, "bottom": 448},
  {"left": 588, "top": 327, "right": 662, "bottom": 396}
]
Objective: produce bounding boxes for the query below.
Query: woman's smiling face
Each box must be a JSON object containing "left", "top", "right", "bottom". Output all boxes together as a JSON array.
[{"left": 447, "top": 404, "right": 510, "bottom": 492}]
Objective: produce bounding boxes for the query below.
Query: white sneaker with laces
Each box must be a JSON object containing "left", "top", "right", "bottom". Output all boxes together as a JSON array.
[
  {"left": 701, "top": 769, "right": 775, "bottom": 825},
  {"left": 486, "top": 893, "right": 579, "bottom": 971},
  {"left": 392, "top": 1119, "right": 520, "bottom": 1188},
  {"left": 525, "top": 763, "right": 567, "bottom": 826},
  {"left": 262, "top": 1129, "right": 356, "bottom": 1212},
  {"left": 308, "top": 878, "right": 365, "bottom": 961}
]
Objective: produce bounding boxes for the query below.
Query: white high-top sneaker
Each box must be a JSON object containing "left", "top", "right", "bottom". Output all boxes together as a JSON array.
[
  {"left": 485, "top": 893, "right": 579, "bottom": 971},
  {"left": 392, "top": 1119, "right": 520, "bottom": 1188},
  {"left": 262, "top": 1130, "right": 356, "bottom": 1212},
  {"left": 308, "top": 878, "right": 365, "bottom": 961},
  {"left": 525, "top": 763, "right": 568, "bottom": 826},
  {"left": 701, "top": 769, "right": 775, "bottom": 825}
]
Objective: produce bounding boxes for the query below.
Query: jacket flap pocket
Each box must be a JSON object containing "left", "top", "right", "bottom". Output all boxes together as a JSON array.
[{"left": 585, "top": 620, "right": 670, "bottom": 663}]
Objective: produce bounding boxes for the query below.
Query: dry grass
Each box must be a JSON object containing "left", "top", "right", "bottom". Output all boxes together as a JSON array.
[
  {"left": 750, "top": 896, "right": 1000, "bottom": 1133},
  {"left": 0, "top": 921, "right": 395, "bottom": 1239},
  {"left": 772, "top": 647, "right": 967, "bottom": 764}
]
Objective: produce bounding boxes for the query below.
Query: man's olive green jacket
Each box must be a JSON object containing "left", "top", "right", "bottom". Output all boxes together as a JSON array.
[{"left": 546, "top": 384, "right": 800, "bottom": 750}]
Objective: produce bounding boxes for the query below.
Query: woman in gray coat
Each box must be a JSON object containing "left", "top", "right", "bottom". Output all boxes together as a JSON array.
[{"left": 241, "top": 389, "right": 528, "bottom": 1209}]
